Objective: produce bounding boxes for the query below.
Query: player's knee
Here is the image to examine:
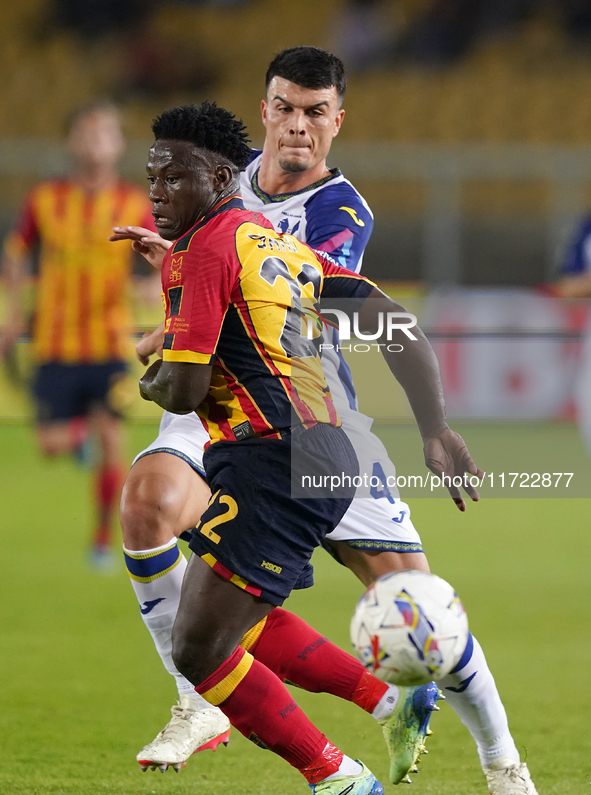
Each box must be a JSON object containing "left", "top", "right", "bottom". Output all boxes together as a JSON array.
[
  {"left": 120, "top": 471, "right": 178, "bottom": 545},
  {"left": 171, "top": 626, "right": 225, "bottom": 685},
  {"left": 38, "top": 435, "right": 68, "bottom": 457},
  {"left": 39, "top": 441, "right": 60, "bottom": 457}
]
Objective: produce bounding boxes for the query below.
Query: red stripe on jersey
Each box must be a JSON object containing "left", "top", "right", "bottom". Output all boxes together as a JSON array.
[
  {"left": 323, "top": 394, "right": 339, "bottom": 426},
  {"left": 290, "top": 387, "right": 316, "bottom": 428},
  {"left": 316, "top": 228, "right": 354, "bottom": 254},
  {"left": 49, "top": 273, "right": 66, "bottom": 360},
  {"left": 78, "top": 271, "right": 92, "bottom": 361},
  {"left": 202, "top": 393, "right": 235, "bottom": 442},
  {"left": 82, "top": 193, "right": 94, "bottom": 227},
  {"left": 218, "top": 361, "right": 276, "bottom": 436},
  {"left": 53, "top": 180, "right": 70, "bottom": 221},
  {"left": 113, "top": 183, "right": 130, "bottom": 226},
  {"left": 233, "top": 303, "right": 284, "bottom": 379},
  {"left": 105, "top": 276, "right": 120, "bottom": 359}
]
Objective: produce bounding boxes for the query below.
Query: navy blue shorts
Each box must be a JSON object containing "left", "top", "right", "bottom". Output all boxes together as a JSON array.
[
  {"left": 32, "top": 361, "right": 129, "bottom": 422},
  {"left": 188, "top": 423, "right": 358, "bottom": 606}
]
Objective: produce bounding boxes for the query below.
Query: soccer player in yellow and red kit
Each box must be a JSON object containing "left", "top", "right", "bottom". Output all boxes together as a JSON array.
[
  {"left": 134, "top": 100, "right": 471, "bottom": 794},
  {"left": 0, "top": 102, "right": 157, "bottom": 564}
]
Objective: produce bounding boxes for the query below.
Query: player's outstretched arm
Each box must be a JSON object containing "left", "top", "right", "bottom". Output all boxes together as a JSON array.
[
  {"left": 0, "top": 251, "right": 27, "bottom": 360},
  {"left": 136, "top": 321, "right": 166, "bottom": 366},
  {"left": 109, "top": 226, "right": 172, "bottom": 270},
  {"left": 139, "top": 358, "right": 212, "bottom": 414},
  {"left": 357, "top": 287, "right": 484, "bottom": 510},
  {"left": 553, "top": 273, "right": 591, "bottom": 298}
]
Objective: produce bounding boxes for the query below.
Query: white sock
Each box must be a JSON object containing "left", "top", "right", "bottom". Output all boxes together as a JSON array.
[
  {"left": 123, "top": 539, "right": 209, "bottom": 708},
  {"left": 438, "top": 633, "right": 520, "bottom": 767},
  {"left": 371, "top": 684, "right": 399, "bottom": 721},
  {"left": 323, "top": 755, "right": 363, "bottom": 781}
]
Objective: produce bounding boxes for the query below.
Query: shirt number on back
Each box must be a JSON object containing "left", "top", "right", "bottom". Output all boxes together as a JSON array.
[{"left": 259, "top": 256, "right": 321, "bottom": 358}]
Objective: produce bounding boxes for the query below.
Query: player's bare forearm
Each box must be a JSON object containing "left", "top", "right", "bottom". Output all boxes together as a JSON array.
[
  {"left": 139, "top": 359, "right": 212, "bottom": 414},
  {"left": 358, "top": 287, "right": 483, "bottom": 508},
  {"left": 358, "top": 288, "right": 447, "bottom": 440},
  {"left": 0, "top": 254, "right": 28, "bottom": 355},
  {"left": 381, "top": 326, "right": 447, "bottom": 441},
  {"left": 136, "top": 322, "right": 166, "bottom": 365},
  {"left": 554, "top": 274, "right": 591, "bottom": 298}
]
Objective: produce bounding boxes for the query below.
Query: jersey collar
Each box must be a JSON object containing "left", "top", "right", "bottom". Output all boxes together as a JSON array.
[
  {"left": 172, "top": 195, "right": 244, "bottom": 253},
  {"left": 251, "top": 167, "right": 341, "bottom": 204}
]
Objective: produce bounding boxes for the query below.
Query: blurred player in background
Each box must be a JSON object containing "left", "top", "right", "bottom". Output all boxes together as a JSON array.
[
  {"left": 0, "top": 101, "right": 157, "bottom": 567},
  {"left": 555, "top": 216, "right": 591, "bottom": 456},
  {"left": 112, "top": 48, "right": 537, "bottom": 794}
]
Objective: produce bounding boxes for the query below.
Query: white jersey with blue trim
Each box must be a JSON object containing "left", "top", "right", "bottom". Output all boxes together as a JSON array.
[
  {"left": 240, "top": 150, "right": 374, "bottom": 422},
  {"left": 135, "top": 152, "right": 421, "bottom": 545}
]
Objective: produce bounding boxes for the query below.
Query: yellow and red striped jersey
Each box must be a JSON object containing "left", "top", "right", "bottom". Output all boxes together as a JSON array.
[
  {"left": 161, "top": 196, "right": 373, "bottom": 446},
  {"left": 4, "top": 179, "right": 155, "bottom": 363}
]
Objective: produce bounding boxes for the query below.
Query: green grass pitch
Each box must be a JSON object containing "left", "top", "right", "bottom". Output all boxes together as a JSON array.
[{"left": 0, "top": 422, "right": 589, "bottom": 794}]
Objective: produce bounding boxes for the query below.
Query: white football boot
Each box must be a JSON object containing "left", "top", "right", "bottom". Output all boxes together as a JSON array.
[
  {"left": 137, "top": 695, "right": 231, "bottom": 772},
  {"left": 483, "top": 755, "right": 538, "bottom": 795}
]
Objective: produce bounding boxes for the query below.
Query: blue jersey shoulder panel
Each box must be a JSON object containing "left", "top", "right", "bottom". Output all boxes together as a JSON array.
[
  {"left": 562, "top": 216, "right": 591, "bottom": 274},
  {"left": 303, "top": 181, "right": 373, "bottom": 273}
]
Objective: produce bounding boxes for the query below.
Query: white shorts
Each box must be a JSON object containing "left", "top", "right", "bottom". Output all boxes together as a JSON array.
[
  {"left": 133, "top": 411, "right": 423, "bottom": 553},
  {"left": 132, "top": 411, "right": 207, "bottom": 477}
]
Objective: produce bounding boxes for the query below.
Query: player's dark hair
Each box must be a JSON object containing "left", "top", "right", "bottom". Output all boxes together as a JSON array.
[
  {"left": 152, "top": 102, "right": 252, "bottom": 171},
  {"left": 265, "top": 46, "right": 347, "bottom": 102}
]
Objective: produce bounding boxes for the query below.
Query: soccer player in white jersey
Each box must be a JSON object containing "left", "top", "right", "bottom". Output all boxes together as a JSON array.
[
  {"left": 112, "top": 47, "right": 537, "bottom": 794},
  {"left": 555, "top": 215, "right": 591, "bottom": 456}
]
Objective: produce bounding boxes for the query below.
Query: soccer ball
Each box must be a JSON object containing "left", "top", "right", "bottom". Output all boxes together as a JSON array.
[{"left": 350, "top": 570, "right": 469, "bottom": 687}]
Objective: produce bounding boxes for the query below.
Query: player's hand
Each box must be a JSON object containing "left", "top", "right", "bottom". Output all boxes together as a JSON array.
[
  {"left": 139, "top": 358, "right": 163, "bottom": 401},
  {"left": 136, "top": 324, "right": 165, "bottom": 366},
  {"left": 0, "top": 325, "right": 21, "bottom": 362},
  {"left": 109, "top": 226, "right": 171, "bottom": 270},
  {"left": 423, "top": 427, "right": 484, "bottom": 511}
]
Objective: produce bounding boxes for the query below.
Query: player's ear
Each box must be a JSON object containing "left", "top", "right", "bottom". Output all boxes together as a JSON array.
[
  {"left": 333, "top": 108, "right": 345, "bottom": 137},
  {"left": 261, "top": 99, "right": 268, "bottom": 125},
  {"left": 214, "top": 164, "right": 234, "bottom": 190}
]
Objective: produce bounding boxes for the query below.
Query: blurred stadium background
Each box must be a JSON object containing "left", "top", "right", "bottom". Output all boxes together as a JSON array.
[{"left": 1, "top": 1, "right": 590, "bottom": 793}]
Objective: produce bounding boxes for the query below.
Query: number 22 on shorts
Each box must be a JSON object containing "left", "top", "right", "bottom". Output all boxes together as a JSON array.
[{"left": 197, "top": 490, "right": 238, "bottom": 544}]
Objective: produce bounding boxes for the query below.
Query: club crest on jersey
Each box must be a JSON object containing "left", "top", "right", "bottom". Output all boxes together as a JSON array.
[
  {"left": 394, "top": 589, "right": 444, "bottom": 674},
  {"left": 278, "top": 216, "right": 301, "bottom": 235},
  {"left": 169, "top": 256, "right": 183, "bottom": 282}
]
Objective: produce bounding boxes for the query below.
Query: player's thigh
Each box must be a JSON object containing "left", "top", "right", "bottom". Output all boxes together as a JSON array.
[
  {"left": 121, "top": 452, "right": 211, "bottom": 549},
  {"left": 327, "top": 541, "right": 430, "bottom": 588},
  {"left": 172, "top": 553, "right": 273, "bottom": 681}
]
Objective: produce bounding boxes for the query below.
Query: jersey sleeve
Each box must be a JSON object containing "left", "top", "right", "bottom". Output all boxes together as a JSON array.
[
  {"left": 3, "top": 191, "right": 40, "bottom": 260},
  {"left": 161, "top": 239, "right": 240, "bottom": 365},
  {"left": 560, "top": 216, "right": 591, "bottom": 275},
  {"left": 317, "top": 252, "right": 376, "bottom": 300},
  {"left": 304, "top": 183, "right": 373, "bottom": 273}
]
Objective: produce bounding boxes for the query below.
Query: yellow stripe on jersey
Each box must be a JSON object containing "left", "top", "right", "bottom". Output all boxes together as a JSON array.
[
  {"left": 162, "top": 349, "right": 216, "bottom": 364},
  {"left": 61, "top": 186, "right": 85, "bottom": 362}
]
